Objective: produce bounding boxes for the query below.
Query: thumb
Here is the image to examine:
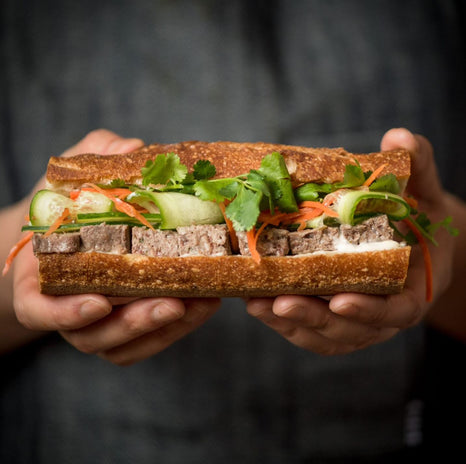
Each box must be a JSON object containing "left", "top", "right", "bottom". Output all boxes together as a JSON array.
[
  {"left": 30, "top": 129, "right": 145, "bottom": 193},
  {"left": 61, "top": 129, "right": 145, "bottom": 158},
  {"left": 381, "top": 128, "right": 444, "bottom": 207}
]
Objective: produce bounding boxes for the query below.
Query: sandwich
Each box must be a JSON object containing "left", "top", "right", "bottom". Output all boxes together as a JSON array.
[{"left": 4, "top": 140, "right": 449, "bottom": 300}]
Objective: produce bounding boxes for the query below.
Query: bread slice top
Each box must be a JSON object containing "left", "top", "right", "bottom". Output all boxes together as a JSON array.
[{"left": 46, "top": 140, "right": 411, "bottom": 191}]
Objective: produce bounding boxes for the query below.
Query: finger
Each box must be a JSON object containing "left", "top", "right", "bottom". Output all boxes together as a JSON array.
[
  {"left": 248, "top": 297, "right": 397, "bottom": 354},
  {"left": 272, "top": 295, "right": 397, "bottom": 350},
  {"left": 381, "top": 127, "right": 443, "bottom": 206},
  {"left": 27, "top": 130, "right": 145, "bottom": 199},
  {"left": 13, "top": 242, "right": 112, "bottom": 331},
  {"left": 60, "top": 298, "right": 186, "bottom": 354},
  {"left": 99, "top": 298, "right": 221, "bottom": 366},
  {"left": 329, "top": 288, "right": 424, "bottom": 329},
  {"left": 61, "top": 129, "right": 145, "bottom": 158}
]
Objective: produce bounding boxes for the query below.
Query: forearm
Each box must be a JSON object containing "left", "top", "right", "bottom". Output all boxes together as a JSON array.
[
  {"left": 426, "top": 192, "right": 466, "bottom": 342},
  {"left": 0, "top": 196, "right": 46, "bottom": 353}
]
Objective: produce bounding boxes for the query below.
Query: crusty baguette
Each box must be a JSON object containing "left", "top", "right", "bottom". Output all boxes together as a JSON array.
[
  {"left": 38, "top": 141, "right": 412, "bottom": 297},
  {"left": 46, "top": 141, "right": 411, "bottom": 191},
  {"left": 37, "top": 247, "right": 411, "bottom": 297}
]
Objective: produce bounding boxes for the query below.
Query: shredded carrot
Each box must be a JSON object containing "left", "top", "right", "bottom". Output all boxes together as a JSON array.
[
  {"left": 246, "top": 228, "right": 261, "bottom": 264},
  {"left": 257, "top": 202, "right": 338, "bottom": 233},
  {"left": 44, "top": 208, "right": 71, "bottom": 237},
  {"left": 363, "top": 164, "right": 387, "bottom": 187},
  {"left": 218, "top": 202, "right": 239, "bottom": 253},
  {"left": 2, "top": 231, "right": 34, "bottom": 276},
  {"left": 403, "top": 218, "right": 433, "bottom": 302},
  {"left": 404, "top": 195, "right": 419, "bottom": 211},
  {"left": 298, "top": 201, "right": 339, "bottom": 217},
  {"left": 71, "top": 187, "right": 132, "bottom": 200},
  {"left": 69, "top": 190, "right": 81, "bottom": 200},
  {"left": 87, "top": 184, "right": 155, "bottom": 230}
]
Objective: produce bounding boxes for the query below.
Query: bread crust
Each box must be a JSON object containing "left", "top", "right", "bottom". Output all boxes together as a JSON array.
[
  {"left": 40, "top": 141, "right": 412, "bottom": 297},
  {"left": 46, "top": 141, "right": 411, "bottom": 190},
  {"left": 37, "top": 246, "right": 411, "bottom": 297}
]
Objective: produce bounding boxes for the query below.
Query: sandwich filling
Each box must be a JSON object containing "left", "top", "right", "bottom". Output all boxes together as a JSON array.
[
  {"left": 4, "top": 149, "right": 457, "bottom": 301},
  {"left": 30, "top": 214, "right": 402, "bottom": 258}
]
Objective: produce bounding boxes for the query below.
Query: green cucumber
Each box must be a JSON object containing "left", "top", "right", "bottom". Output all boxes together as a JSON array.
[
  {"left": 76, "top": 212, "right": 162, "bottom": 224},
  {"left": 73, "top": 190, "right": 113, "bottom": 214},
  {"left": 29, "top": 190, "right": 74, "bottom": 226},
  {"left": 22, "top": 223, "right": 82, "bottom": 233},
  {"left": 22, "top": 212, "right": 162, "bottom": 233},
  {"left": 128, "top": 190, "right": 224, "bottom": 229},
  {"left": 336, "top": 190, "right": 411, "bottom": 225},
  {"left": 29, "top": 189, "right": 114, "bottom": 227}
]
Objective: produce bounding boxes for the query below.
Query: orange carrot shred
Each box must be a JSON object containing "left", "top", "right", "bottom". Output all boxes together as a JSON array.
[
  {"left": 69, "top": 190, "right": 81, "bottom": 200},
  {"left": 87, "top": 184, "right": 155, "bottom": 230},
  {"left": 298, "top": 201, "right": 339, "bottom": 217},
  {"left": 246, "top": 228, "right": 261, "bottom": 264},
  {"left": 44, "top": 208, "right": 71, "bottom": 237},
  {"left": 403, "top": 195, "right": 419, "bottom": 211},
  {"left": 363, "top": 164, "right": 387, "bottom": 187},
  {"left": 403, "top": 218, "right": 433, "bottom": 302},
  {"left": 218, "top": 202, "right": 239, "bottom": 253},
  {"left": 2, "top": 231, "right": 34, "bottom": 276}
]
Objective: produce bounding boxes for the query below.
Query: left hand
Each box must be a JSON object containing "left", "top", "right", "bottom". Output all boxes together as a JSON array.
[{"left": 246, "top": 128, "right": 456, "bottom": 355}]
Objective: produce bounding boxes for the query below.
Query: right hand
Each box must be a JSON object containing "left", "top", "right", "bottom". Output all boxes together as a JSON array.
[{"left": 12, "top": 129, "right": 221, "bottom": 365}]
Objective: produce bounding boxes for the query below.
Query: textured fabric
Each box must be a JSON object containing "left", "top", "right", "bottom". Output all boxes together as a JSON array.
[{"left": 1, "top": 1, "right": 465, "bottom": 462}]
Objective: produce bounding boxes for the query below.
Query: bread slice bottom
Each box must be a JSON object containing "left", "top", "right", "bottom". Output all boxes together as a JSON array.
[{"left": 37, "top": 247, "right": 411, "bottom": 297}]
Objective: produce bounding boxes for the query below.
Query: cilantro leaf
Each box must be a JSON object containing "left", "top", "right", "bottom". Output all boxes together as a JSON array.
[
  {"left": 194, "top": 178, "right": 239, "bottom": 202},
  {"left": 107, "top": 178, "right": 127, "bottom": 188},
  {"left": 337, "top": 163, "right": 365, "bottom": 189},
  {"left": 141, "top": 153, "right": 188, "bottom": 186},
  {"left": 369, "top": 174, "right": 400, "bottom": 194},
  {"left": 246, "top": 170, "right": 273, "bottom": 211},
  {"left": 193, "top": 160, "right": 216, "bottom": 180},
  {"left": 225, "top": 185, "right": 262, "bottom": 231},
  {"left": 429, "top": 215, "right": 459, "bottom": 237},
  {"left": 258, "top": 152, "right": 298, "bottom": 212},
  {"left": 404, "top": 213, "right": 459, "bottom": 246},
  {"left": 295, "top": 182, "right": 333, "bottom": 202}
]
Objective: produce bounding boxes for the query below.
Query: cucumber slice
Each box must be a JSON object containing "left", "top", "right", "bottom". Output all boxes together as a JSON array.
[
  {"left": 336, "top": 190, "right": 411, "bottom": 225},
  {"left": 29, "top": 190, "right": 74, "bottom": 226},
  {"left": 76, "top": 212, "right": 162, "bottom": 225},
  {"left": 128, "top": 191, "right": 224, "bottom": 229},
  {"left": 74, "top": 191, "right": 113, "bottom": 214},
  {"left": 22, "top": 223, "right": 82, "bottom": 233}
]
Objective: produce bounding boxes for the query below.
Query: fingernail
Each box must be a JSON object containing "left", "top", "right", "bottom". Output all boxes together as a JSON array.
[
  {"left": 108, "top": 138, "right": 144, "bottom": 154},
  {"left": 151, "top": 302, "right": 184, "bottom": 322},
  {"left": 330, "top": 302, "right": 359, "bottom": 316},
  {"left": 276, "top": 303, "right": 305, "bottom": 317},
  {"left": 80, "top": 298, "right": 110, "bottom": 319}
]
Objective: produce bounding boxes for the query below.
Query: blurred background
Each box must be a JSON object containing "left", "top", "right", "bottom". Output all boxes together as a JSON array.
[{"left": 1, "top": 1, "right": 465, "bottom": 462}]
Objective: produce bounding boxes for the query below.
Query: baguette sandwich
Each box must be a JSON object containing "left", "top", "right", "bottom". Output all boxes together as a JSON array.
[{"left": 4, "top": 140, "right": 444, "bottom": 299}]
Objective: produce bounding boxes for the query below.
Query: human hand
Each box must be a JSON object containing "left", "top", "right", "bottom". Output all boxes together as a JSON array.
[
  {"left": 13, "top": 129, "right": 220, "bottom": 365},
  {"left": 246, "top": 128, "right": 455, "bottom": 355}
]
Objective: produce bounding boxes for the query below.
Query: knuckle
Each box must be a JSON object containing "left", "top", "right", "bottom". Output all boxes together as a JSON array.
[
  {"left": 52, "top": 303, "right": 82, "bottom": 331},
  {"left": 365, "top": 302, "right": 389, "bottom": 325},
  {"left": 99, "top": 351, "right": 135, "bottom": 367},
  {"left": 84, "top": 128, "right": 109, "bottom": 143},
  {"left": 312, "top": 309, "right": 332, "bottom": 331},
  {"left": 99, "top": 353, "right": 132, "bottom": 367},
  {"left": 14, "top": 300, "right": 34, "bottom": 330},
  {"left": 120, "top": 310, "right": 148, "bottom": 336},
  {"left": 64, "top": 332, "right": 99, "bottom": 355}
]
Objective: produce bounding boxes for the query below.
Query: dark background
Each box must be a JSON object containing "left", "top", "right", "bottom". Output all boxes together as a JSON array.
[{"left": 1, "top": 1, "right": 465, "bottom": 462}]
